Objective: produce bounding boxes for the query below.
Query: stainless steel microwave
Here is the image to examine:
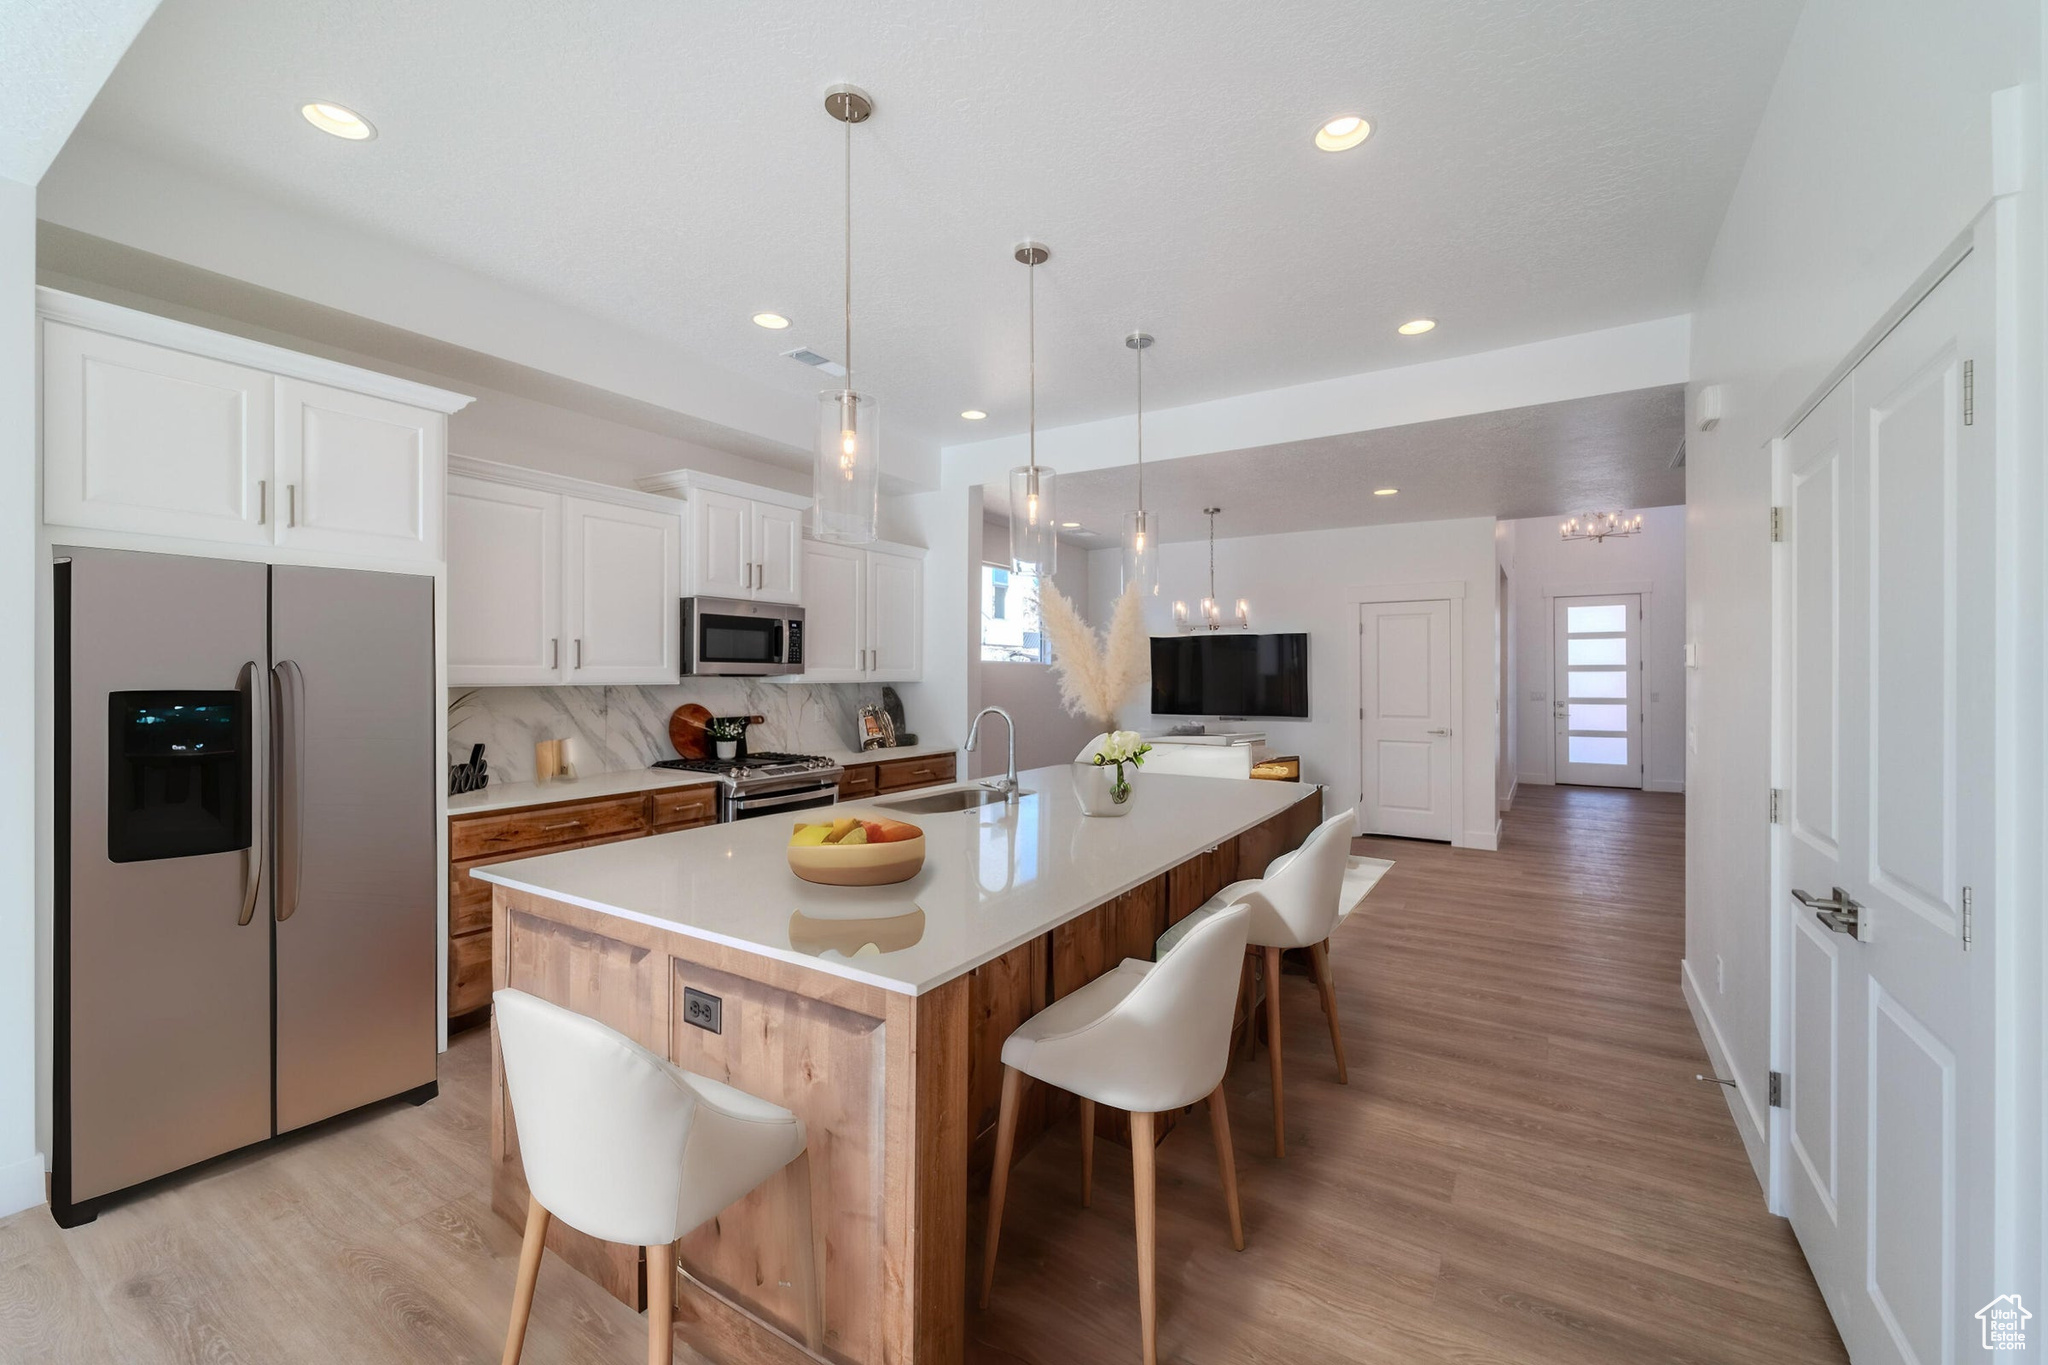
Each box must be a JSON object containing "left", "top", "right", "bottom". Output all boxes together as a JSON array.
[{"left": 681, "top": 597, "right": 805, "bottom": 676}]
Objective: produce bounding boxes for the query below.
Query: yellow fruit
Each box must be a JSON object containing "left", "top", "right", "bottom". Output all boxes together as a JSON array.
[
  {"left": 790, "top": 824, "right": 831, "bottom": 846},
  {"left": 837, "top": 825, "right": 869, "bottom": 845},
  {"left": 828, "top": 817, "right": 859, "bottom": 841}
]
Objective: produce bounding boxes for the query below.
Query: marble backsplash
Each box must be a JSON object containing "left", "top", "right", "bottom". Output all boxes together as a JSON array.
[{"left": 448, "top": 681, "right": 886, "bottom": 784}]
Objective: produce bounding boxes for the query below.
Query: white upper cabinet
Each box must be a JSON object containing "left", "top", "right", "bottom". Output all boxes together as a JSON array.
[
  {"left": 792, "top": 538, "right": 923, "bottom": 682},
  {"left": 798, "top": 540, "right": 867, "bottom": 681},
  {"left": 274, "top": 378, "right": 443, "bottom": 563},
  {"left": 446, "top": 477, "right": 563, "bottom": 686},
  {"left": 38, "top": 291, "right": 468, "bottom": 567},
  {"left": 644, "top": 469, "right": 807, "bottom": 605},
  {"left": 752, "top": 502, "right": 804, "bottom": 603},
  {"left": 446, "top": 459, "right": 682, "bottom": 687},
  {"left": 563, "top": 496, "right": 681, "bottom": 684},
  {"left": 866, "top": 547, "right": 924, "bottom": 681},
  {"left": 42, "top": 321, "right": 275, "bottom": 546},
  {"left": 691, "top": 487, "right": 752, "bottom": 599}
]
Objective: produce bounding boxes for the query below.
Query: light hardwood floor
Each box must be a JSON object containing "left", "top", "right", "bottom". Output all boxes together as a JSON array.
[{"left": 0, "top": 785, "right": 1844, "bottom": 1364}]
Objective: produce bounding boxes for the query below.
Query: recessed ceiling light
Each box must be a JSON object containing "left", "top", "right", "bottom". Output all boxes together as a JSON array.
[
  {"left": 301, "top": 101, "right": 375, "bottom": 140},
  {"left": 1374, "top": 488, "right": 1399, "bottom": 496},
  {"left": 1314, "top": 115, "right": 1371, "bottom": 152},
  {"left": 752, "top": 312, "right": 791, "bottom": 329},
  {"left": 1060, "top": 522, "right": 1082, "bottom": 529},
  {"left": 960, "top": 409, "right": 987, "bottom": 420},
  {"left": 1397, "top": 318, "right": 1437, "bottom": 335}
]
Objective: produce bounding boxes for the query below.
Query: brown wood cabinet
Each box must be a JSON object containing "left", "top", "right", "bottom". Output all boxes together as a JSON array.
[{"left": 448, "top": 758, "right": 954, "bottom": 1026}]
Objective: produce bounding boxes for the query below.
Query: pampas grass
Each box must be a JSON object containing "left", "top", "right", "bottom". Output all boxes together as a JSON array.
[{"left": 1040, "top": 582, "right": 1148, "bottom": 726}]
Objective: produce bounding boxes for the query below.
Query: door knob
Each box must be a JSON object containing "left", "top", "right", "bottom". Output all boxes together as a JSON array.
[{"left": 1793, "top": 886, "right": 1868, "bottom": 940}]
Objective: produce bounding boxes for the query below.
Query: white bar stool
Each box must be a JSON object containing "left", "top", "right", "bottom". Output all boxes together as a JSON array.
[
  {"left": 980, "top": 903, "right": 1251, "bottom": 1365},
  {"left": 493, "top": 989, "right": 823, "bottom": 1365},
  {"left": 1156, "top": 809, "right": 1357, "bottom": 1156}
]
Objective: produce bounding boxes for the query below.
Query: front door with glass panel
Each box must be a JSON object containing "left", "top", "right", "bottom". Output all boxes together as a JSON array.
[{"left": 1552, "top": 595, "right": 1642, "bottom": 788}]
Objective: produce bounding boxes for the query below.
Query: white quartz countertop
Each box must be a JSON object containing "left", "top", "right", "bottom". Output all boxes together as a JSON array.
[
  {"left": 470, "top": 766, "right": 1305, "bottom": 995},
  {"left": 446, "top": 744, "right": 962, "bottom": 816}
]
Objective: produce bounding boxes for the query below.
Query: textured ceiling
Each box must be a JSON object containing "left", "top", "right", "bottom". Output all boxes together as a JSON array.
[
  {"left": 993, "top": 385, "right": 1687, "bottom": 546},
  {"left": 74, "top": 1, "right": 1795, "bottom": 455}
]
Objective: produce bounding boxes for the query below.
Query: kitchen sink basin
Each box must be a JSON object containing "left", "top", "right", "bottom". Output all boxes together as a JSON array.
[{"left": 875, "top": 786, "right": 1027, "bottom": 815}]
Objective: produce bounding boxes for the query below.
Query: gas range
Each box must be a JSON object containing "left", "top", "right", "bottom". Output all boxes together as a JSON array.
[{"left": 651, "top": 752, "right": 844, "bottom": 821}]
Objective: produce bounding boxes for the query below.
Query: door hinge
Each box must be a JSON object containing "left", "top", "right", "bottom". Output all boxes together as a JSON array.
[
  {"left": 1962, "top": 885, "right": 1973, "bottom": 949},
  {"left": 1962, "top": 359, "right": 1974, "bottom": 425},
  {"left": 1770, "top": 506, "right": 1787, "bottom": 542},
  {"left": 1768, "top": 788, "right": 1786, "bottom": 824},
  {"left": 1769, "top": 1071, "right": 1784, "bottom": 1108}
]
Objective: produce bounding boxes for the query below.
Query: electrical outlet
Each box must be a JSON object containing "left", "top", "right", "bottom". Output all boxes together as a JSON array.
[
  {"left": 1716, "top": 955, "right": 1726, "bottom": 994},
  {"left": 683, "top": 987, "right": 722, "bottom": 1034}
]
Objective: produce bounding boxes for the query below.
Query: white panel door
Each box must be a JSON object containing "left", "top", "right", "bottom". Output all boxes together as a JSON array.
[
  {"left": 42, "top": 320, "right": 274, "bottom": 545},
  {"left": 866, "top": 549, "right": 924, "bottom": 680},
  {"left": 1358, "top": 599, "right": 1453, "bottom": 841},
  {"left": 445, "top": 477, "right": 564, "bottom": 685},
  {"left": 798, "top": 540, "right": 866, "bottom": 681},
  {"left": 1551, "top": 594, "right": 1644, "bottom": 787},
  {"left": 691, "top": 488, "right": 752, "bottom": 598},
  {"left": 273, "top": 378, "right": 441, "bottom": 564},
  {"left": 751, "top": 502, "right": 804, "bottom": 604},
  {"left": 563, "top": 496, "right": 681, "bottom": 684},
  {"left": 1775, "top": 243, "right": 1995, "bottom": 1365}
]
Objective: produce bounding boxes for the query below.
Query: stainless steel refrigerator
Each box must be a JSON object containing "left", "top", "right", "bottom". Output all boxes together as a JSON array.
[{"left": 53, "top": 546, "right": 438, "bottom": 1226}]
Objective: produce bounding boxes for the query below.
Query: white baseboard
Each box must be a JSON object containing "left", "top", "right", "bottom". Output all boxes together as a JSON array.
[
  {"left": 1458, "top": 822, "right": 1501, "bottom": 852},
  {"left": 1680, "top": 959, "right": 1770, "bottom": 1200},
  {"left": 0, "top": 1152, "right": 46, "bottom": 1220},
  {"left": 1516, "top": 771, "right": 1553, "bottom": 786},
  {"left": 1498, "top": 778, "right": 1517, "bottom": 812},
  {"left": 1646, "top": 778, "right": 1686, "bottom": 793}
]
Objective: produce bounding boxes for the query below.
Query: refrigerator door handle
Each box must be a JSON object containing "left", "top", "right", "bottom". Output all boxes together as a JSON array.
[
  {"left": 272, "top": 659, "right": 306, "bottom": 922},
  {"left": 238, "top": 660, "right": 267, "bottom": 927}
]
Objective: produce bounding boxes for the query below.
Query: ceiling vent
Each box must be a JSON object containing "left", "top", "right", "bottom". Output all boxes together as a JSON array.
[{"left": 783, "top": 347, "right": 848, "bottom": 378}]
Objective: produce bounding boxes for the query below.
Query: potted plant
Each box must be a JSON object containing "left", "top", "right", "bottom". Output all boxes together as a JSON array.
[
  {"left": 705, "top": 717, "right": 745, "bottom": 760},
  {"left": 1040, "top": 583, "right": 1151, "bottom": 817}
]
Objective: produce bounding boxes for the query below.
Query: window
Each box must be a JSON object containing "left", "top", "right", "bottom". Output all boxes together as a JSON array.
[{"left": 981, "top": 564, "right": 1049, "bottom": 663}]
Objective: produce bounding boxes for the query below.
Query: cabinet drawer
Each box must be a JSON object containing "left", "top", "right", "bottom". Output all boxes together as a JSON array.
[
  {"left": 838, "top": 763, "right": 878, "bottom": 799},
  {"left": 874, "top": 753, "right": 956, "bottom": 792},
  {"left": 448, "top": 930, "right": 493, "bottom": 1018},
  {"left": 649, "top": 784, "right": 718, "bottom": 831},
  {"left": 450, "top": 795, "right": 647, "bottom": 860}
]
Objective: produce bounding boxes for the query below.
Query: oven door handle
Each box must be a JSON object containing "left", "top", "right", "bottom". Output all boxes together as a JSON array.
[{"left": 729, "top": 784, "right": 841, "bottom": 815}]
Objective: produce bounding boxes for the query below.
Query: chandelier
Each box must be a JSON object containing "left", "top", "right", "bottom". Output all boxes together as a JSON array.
[
  {"left": 812, "top": 84, "right": 880, "bottom": 544},
  {"left": 1559, "top": 510, "right": 1643, "bottom": 544},
  {"left": 1173, "top": 508, "right": 1249, "bottom": 631}
]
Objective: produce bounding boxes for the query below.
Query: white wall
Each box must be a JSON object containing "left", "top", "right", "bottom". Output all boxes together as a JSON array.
[
  {"left": 1685, "top": 0, "right": 2042, "bottom": 1224},
  {"left": 1, "top": 175, "right": 45, "bottom": 1217},
  {"left": 1507, "top": 505, "right": 1686, "bottom": 793},
  {"left": 1494, "top": 520, "right": 1518, "bottom": 810},
  {"left": 889, "top": 488, "right": 982, "bottom": 770},
  {"left": 972, "top": 523, "right": 1099, "bottom": 778},
  {"left": 1088, "top": 515, "right": 1502, "bottom": 848}
]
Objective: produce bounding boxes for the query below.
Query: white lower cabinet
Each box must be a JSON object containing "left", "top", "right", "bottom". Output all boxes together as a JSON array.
[
  {"left": 563, "top": 496, "right": 681, "bottom": 683},
  {"left": 447, "top": 462, "right": 683, "bottom": 687},
  {"left": 796, "top": 539, "right": 922, "bottom": 682}
]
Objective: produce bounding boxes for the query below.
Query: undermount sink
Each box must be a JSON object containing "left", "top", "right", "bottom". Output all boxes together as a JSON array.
[{"left": 875, "top": 786, "right": 1028, "bottom": 815}]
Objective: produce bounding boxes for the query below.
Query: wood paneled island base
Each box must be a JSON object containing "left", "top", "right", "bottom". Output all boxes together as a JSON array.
[{"left": 486, "top": 783, "right": 1322, "bottom": 1365}]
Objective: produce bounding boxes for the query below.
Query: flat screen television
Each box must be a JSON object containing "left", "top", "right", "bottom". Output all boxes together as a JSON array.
[{"left": 1150, "top": 633, "right": 1309, "bottom": 718}]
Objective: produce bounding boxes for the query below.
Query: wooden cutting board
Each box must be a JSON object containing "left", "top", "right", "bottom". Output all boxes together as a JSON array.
[{"left": 668, "top": 704, "right": 713, "bottom": 760}]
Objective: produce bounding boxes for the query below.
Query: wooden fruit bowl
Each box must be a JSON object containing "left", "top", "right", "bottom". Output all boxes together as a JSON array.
[{"left": 787, "top": 814, "right": 926, "bottom": 887}]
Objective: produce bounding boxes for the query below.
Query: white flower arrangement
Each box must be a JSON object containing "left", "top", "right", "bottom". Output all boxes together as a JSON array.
[{"left": 1090, "top": 730, "right": 1152, "bottom": 804}]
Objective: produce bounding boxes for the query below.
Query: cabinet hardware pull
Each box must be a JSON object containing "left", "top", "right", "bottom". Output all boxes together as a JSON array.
[
  {"left": 257, "top": 479, "right": 268, "bottom": 524},
  {"left": 574, "top": 638, "right": 583, "bottom": 668},
  {"left": 550, "top": 638, "right": 559, "bottom": 669},
  {"left": 288, "top": 483, "right": 298, "bottom": 527},
  {"left": 541, "top": 820, "right": 584, "bottom": 831}
]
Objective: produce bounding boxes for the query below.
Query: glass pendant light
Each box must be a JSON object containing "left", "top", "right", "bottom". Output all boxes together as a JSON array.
[
  {"left": 813, "top": 85, "right": 880, "bottom": 544},
  {"left": 1120, "top": 330, "right": 1159, "bottom": 596},
  {"left": 1008, "top": 241, "right": 1057, "bottom": 577}
]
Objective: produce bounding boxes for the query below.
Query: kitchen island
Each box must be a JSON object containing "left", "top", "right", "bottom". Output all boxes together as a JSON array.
[{"left": 473, "top": 766, "right": 1323, "bottom": 1365}]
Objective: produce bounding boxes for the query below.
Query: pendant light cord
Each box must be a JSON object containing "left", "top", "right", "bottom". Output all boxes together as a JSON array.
[
  {"left": 1208, "top": 510, "right": 1216, "bottom": 602},
  {"left": 1027, "top": 258, "right": 1037, "bottom": 474},
  {"left": 843, "top": 114, "right": 853, "bottom": 395},
  {"left": 1135, "top": 340, "right": 1144, "bottom": 511}
]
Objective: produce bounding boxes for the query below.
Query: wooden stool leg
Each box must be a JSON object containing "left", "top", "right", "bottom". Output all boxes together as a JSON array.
[
  {"left": 788, "top": 1150, "right": 825, "bottom": 1351},
  {"left": 979, "top": 1066, "right": 1024, "bottom": 1310},
  {"left": 501, "top": 1196, "right": 549, "bottom": 1365},
  {"left": 1130, "top": 1110, "right": 1159, "bottom": 1365},
  {"left": 1078, "top": 1097, "right": 1096, "bottom": 1207},
  {"left": 1207, "top": 1085, "right": 1245, "bottom": 1251},
  {"left": 1311, "top": 940, "right": 1349, "bottom": 1084},
  {"left": 645, "top": 1239, "right": 675, "bottom": 1365},
  {"left": 1264, "top": 945, "right": 1287, "bottom": 1156}
]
